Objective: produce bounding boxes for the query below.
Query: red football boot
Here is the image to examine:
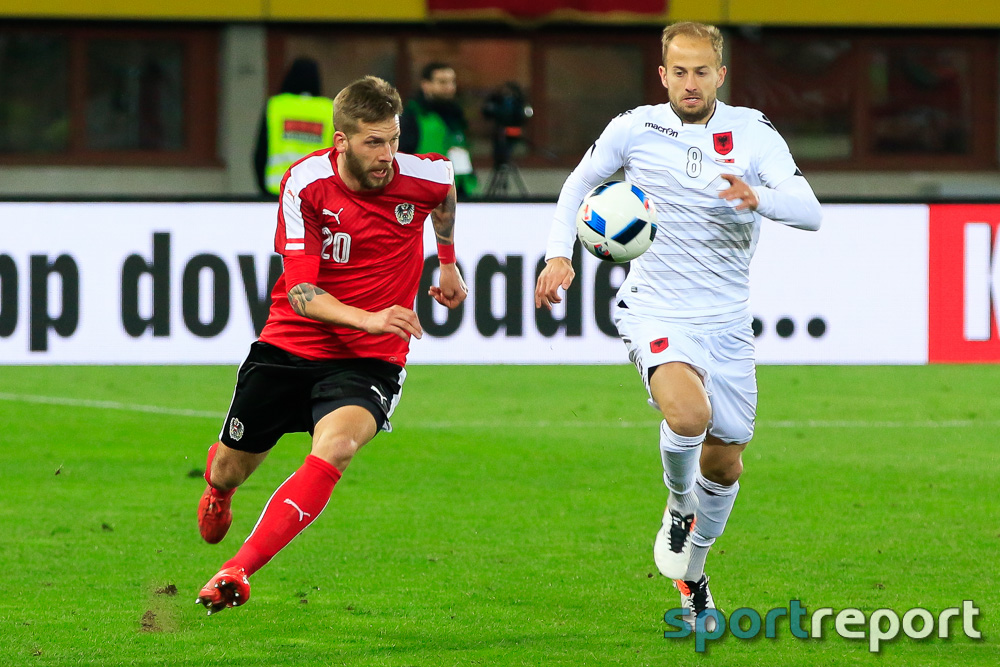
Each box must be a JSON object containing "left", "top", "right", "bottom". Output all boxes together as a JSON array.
[
  {"left": 197, "top": 486, "right": 234, "bottom": 544},
  {"left": 196, "top": 566, "right": 251, "bottom": 616}
]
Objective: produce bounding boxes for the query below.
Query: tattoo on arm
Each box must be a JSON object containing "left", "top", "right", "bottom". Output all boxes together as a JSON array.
[
  {"left": 431, "top": 185, "right": 457, "bottom": 246},
  {"left": 287, "top": 283, "right": 328, "bottom": 317}
]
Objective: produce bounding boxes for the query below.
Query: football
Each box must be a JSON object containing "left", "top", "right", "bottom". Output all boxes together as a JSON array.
[{"left": 576, "top": 181, "right": 658, "bottom": 263}]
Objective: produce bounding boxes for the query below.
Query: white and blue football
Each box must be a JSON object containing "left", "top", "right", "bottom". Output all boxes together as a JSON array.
[{"left": 576, "top": 181, "right": 658, "bottom": 263}]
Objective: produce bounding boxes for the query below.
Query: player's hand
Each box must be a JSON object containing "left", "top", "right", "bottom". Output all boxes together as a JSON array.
[
  {"left": 360, "top": 305, "right": 423, "bottom": 341},
  {"left": 429, "top": 263, "right": 468, "bottom": 309},
  {"left": 534, "top": 257, "right": 575, "bottom": 310},
  {"left": 718, "top": 173, "right": 760, "bottom": 211}
]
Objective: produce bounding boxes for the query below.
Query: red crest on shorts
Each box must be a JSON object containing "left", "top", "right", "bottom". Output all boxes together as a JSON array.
[
  {"left": 650, "top": 338, "right": 670, "bottom": 353},
  {"left": 713, "top": 131, "right": 734, "bottom": 155}
]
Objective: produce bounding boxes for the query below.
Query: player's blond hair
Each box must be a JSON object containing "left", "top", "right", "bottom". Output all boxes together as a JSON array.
[
  {"left": 661, "top": 22, "right": 724, "bottom": 68},
  {"left": 333, "top": 76, "right": 403, "bottom": 136}
]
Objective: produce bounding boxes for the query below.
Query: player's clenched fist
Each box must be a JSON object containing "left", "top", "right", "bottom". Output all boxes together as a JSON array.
[
  {"left": 534, "top": 256, "right": 575, "bottom": 310},
  {"left": 361, "top": 305, "right": 423, "bottom": 341},
  {"left": 718, "top": 173, "right": 760, "bottom": 211},
  {"left": 428, "top": 263, "right": 468, "bottom": 309}
]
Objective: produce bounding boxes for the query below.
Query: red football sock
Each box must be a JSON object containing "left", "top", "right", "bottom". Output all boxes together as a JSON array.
[
  {"left": 204, "top": 441, "right": 235, "bottom": 498},
  {"left": 224, "top": 455, "right": 342, "bottom": 576}
]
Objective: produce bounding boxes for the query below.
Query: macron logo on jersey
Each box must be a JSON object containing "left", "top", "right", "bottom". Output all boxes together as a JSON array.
[{"left": 645, "top": 122, "right": 678, "bottom": 138}]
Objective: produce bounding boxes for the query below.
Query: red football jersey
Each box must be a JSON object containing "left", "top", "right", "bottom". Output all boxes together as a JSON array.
[{"left": 259, "top": 148, "right": 453, "bottom": 365}]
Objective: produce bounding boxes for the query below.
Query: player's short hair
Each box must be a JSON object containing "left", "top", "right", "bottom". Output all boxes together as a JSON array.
[
  {"left": 661, "top": 22, "right": 724, "bottom": 68},
  {"left": 421, "top": 62, "right": 453, "bottom": 81},
  {"left": 333, "top": 76, "right": 403, "bottom": 137}
]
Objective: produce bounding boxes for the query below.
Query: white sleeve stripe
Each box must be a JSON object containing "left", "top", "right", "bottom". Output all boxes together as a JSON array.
[
  {"left": 281, "top": 188, "right": 305, "bottom": 243},
  {"left": 285, "top": 243, "right": 305, "bottom": 250},
  {"left": 395, "top": 152, "right": 454, "bottom": 185},
  {"left": 282, "top": 152, "right": 335, "bottom": 243}
]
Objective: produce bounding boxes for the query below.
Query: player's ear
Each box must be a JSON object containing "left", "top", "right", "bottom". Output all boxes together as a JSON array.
[
  {"left": 716, "top": 65, "right": 727, "bottom": 89},
  {"left": 333, "top": 130, "right": 350, "bottom": 152},
  {"left": 657, "top": 65, "right": 669, "bottom": 90}
]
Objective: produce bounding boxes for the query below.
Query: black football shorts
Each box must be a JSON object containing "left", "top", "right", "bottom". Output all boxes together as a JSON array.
[{"left": 219, "top": 342, "right": 406, "bottom": 453}]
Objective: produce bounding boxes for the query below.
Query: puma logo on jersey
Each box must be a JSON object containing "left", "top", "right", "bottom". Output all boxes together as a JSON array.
[
  {"left": 322, "top": 208, "right": 344, "bottom": 224},
  {"left": 283, "top": 498, "right": 312, "bottom": 522}
]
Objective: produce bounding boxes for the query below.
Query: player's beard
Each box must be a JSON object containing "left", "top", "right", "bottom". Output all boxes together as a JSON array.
[
  {"left": 343, "top": 148, "right": 394, "bottom": 190},
  {"left": 670, "top": 93, "right": 715, "bottom": 124}
]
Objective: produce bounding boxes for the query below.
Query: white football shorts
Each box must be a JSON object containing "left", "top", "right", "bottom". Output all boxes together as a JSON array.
[{"left": 613, "top": 307, "right": 757, "bottom": 444}]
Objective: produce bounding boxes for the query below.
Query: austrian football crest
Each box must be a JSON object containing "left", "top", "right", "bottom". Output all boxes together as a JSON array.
[
  {"left": 395, "top": 203, "right": 415, "bottom": 225},
  {"left": 229, "top": 417, "right": 244, "bottom": 441}
]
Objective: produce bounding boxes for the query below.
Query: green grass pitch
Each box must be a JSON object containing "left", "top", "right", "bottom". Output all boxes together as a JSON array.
[{"left": 0, "top": 364, "right": 997, "bottom": 666}]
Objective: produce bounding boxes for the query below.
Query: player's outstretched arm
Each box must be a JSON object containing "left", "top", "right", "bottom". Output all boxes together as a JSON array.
[
  {"left": 537, "top": 114, "right": 629, "bottom": 310},
  {"left": 288, "top": 282, "right": 422, "bottom": 341},
  {"left": 534, "top": 257, "right": 575, "bottom": 310},
  {"left": 428, "top": 184, "right": 469, "bottom": 309}
]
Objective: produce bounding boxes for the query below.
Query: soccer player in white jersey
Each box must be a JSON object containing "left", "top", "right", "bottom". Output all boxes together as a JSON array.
[{"left": 535, "top": 22, "right": 822, "bottom": 628}]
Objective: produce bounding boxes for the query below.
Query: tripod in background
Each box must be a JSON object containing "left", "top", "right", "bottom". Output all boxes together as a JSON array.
[
  {"left": 482, "top": 82, "right": 532, "bottom": 199},
  {"left": 485, "top": 125, "right": 529, "bottom": 198}
]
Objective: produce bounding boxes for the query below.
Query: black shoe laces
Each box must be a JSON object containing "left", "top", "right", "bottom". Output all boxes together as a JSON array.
[
  {"left": 668, "top": 511, "right": 695, "bottom": 552},
  {"left": 686, "top": 577, "right": 710, "bottom": 615}
]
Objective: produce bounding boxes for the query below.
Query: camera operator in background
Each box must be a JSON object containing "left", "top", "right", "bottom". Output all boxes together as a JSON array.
[{"left": 401, "top": 62, "right": 478, "bottom": 199}]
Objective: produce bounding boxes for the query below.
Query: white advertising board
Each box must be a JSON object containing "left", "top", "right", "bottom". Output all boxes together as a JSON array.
[
  {"left": 0, "top": 202, "right": 930, "bottom": 365},
  {"left": 750, "top": 205, "right": 929, "bottom": 364}
]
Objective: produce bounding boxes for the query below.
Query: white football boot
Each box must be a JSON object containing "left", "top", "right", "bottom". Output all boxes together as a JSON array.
[
  {"left": 653, "top": 505, "right": 697, "bottom": 579},
  {"left": 674, "top": 575, "right": 717, "bottom": 632}
]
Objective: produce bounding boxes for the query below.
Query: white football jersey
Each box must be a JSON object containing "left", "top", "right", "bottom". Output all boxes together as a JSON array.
[{"left": 548, "top": 100, "right": 803, "bottom": 323}]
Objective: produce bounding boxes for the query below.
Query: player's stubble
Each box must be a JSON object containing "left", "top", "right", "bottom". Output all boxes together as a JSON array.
[{"left": 342, "top": 145, "right": 395, "bottom": 190}]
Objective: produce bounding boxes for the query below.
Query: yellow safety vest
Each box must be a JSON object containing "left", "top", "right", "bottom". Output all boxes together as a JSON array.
[{"left": 265, "top": 93, "right": 335, "bottom": 195}]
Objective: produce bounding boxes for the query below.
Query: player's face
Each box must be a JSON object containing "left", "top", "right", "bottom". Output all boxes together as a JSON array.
[
  {"left": 658, "top": 35, "right": 726, "bottom": 124},
  {"left": 337, "top": 117, "right": 400, "bottom": 190},
  {"left": 421, "top": 69, "right": 457, "bottom": 101}
]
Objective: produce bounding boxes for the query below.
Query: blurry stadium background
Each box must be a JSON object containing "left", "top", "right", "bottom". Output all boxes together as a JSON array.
[
  {"left": 1, "top": 2, "right": 999, "bottom": 666},
  {"left": 3, "top": 0, "right": 1000, "bottom": 200}
]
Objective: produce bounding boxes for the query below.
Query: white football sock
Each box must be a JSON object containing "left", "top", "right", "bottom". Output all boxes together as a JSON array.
[
  {"left": 659, "top": 420, "right": 705, "bottom": 516},
  {"left": 686, "top": 545, "right": 710, "bottom": 583},
  {"left": 686, "top": 472, "right": 740, "bottom": 581}
]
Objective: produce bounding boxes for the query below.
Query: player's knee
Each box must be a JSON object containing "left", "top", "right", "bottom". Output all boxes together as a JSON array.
[
  {"left": 702, "top": 457, "right": 743, "bottom": 487},
  {"left": 312, "top": 432, "right": 364, "bottom": 470},
  {"left": 661, "top": 403, "right": 711, "bottom": 438}
]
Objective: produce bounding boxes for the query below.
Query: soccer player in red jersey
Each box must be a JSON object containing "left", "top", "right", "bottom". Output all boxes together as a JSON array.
[{"left": 195, "top": 76, "right": 467, "bottom": 615}]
